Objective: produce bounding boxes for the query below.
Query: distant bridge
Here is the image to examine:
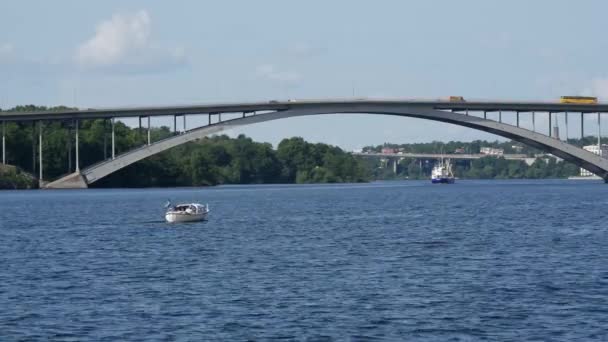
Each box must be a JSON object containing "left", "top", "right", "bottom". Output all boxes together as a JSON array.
[
  {"left": 352, "top": 152, "right": 535, "bottom": 162},
  {"left": 1, "top": 98, "right": 608, "bottom": 187}
]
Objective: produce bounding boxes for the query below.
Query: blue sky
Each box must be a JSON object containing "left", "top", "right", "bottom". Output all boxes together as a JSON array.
[{"left": 1, "top": 0, "right": 608, "bottom": 149}]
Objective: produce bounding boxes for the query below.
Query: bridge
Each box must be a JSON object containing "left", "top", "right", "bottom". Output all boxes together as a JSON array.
[
  {"left": 1, "top": 98, "right": 608, "bottom": 188},
  {"left": 352, "top": 152, "right": 539, "bottom": 173},
  {"left": 353, "top": 152, "right": 534, "bottom": 161}
]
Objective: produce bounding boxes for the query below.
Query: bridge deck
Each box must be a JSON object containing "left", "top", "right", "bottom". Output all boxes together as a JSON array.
[{"left": 3, "top": 99, "right": 608, "bottom": 121}]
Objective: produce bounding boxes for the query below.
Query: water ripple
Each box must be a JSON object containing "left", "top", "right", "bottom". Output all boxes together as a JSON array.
[{"left": 0, "top": 180, "right": 607, "bottom": 340}]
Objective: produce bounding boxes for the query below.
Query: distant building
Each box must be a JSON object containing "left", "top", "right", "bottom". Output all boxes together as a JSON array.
[
  {"left": 454, "top": 148, "right": 466, "bottom": 154},
  {"left": 381, "top": 147, "right": 396, "bottom": 154},
  {"left": 480, "top": 147, "right": 504, "bottom": 156},
  {"left": 580, "top": 144, "right": 608, "bottom": 177},
  {"left": 511, "top": 145, "right": 524, "bottom": 152}
]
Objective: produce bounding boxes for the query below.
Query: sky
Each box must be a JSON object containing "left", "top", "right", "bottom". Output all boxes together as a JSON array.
[{"left": 2, "top": 0, "right": 608, "bottom": 150}]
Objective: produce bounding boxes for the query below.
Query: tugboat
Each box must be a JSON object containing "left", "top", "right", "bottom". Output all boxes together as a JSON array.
[{"left": 431, "top": 158, "right": 455, "bottom": 184}]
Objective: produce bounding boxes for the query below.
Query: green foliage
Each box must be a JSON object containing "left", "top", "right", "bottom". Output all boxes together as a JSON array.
[
  {"left": 277, "top": 137, "right": 369, "bottom": 183},
  {"left": 373, "top": 155, "right": 580, "bottom": 180},
  {"left": 0, "top": 165, "right": 37, "bottom": 189}
]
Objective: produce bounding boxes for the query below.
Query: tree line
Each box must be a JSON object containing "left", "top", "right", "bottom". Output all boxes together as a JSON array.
[
  {"left": 364, "top": 137, "right": 602, "bottom": 156},
  {"left": 371, "top": 156, "right": 579, "bottom": 180}
]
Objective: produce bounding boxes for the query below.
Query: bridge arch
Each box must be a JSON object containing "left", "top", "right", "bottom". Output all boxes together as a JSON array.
[{"left": 46, "top": 104, "right": 608, "bottom": 188}]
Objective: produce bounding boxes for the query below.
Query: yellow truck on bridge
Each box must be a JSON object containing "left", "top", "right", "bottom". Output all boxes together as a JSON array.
[{"left": 560, "top": 96, "right": 598, "bottom": 104}]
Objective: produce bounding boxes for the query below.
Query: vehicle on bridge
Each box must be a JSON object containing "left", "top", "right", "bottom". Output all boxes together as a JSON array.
[
  {"left": 559, "top": 96, "right": 598, "bottom": 104},
  {"left": 449, "top": 96, "right": 465, "bottom": 102}
]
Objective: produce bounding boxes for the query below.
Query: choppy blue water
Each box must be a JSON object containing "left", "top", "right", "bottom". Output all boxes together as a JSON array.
[{"left": 1, "top": 180, "right": 607, "bottom": 341}]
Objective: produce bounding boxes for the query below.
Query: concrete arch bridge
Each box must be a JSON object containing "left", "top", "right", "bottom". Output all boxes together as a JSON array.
[{"left": 1, "top": 99, "right": 607, "bottom": 188}]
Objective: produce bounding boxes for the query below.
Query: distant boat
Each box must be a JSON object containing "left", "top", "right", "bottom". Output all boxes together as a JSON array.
[
  {"left": 431, "top": 158, "right": 455, "bottom": 184},
  {"left": 165, "top": 202, "right": 209, "bottom": 223}
]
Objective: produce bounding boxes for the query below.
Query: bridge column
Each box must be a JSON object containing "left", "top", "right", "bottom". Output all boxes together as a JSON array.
[
  {"left": 208, "top": 114, "right": 211, "bottom": 125},
  {"left": 598, "top": 112, "right": 601, "bottom": 148},
  {"left": 75, "top": 119, "right": 80, "bottom": 172},
  {"left": 103, "top": 119, "right": 107, "bottom": 160},
  {"left": 32, "top": 122, "right": 36, "bottom": 174},
  {"left": 183, "top": 115, "right": 187, "bottom": 132},
  {"left": 147, "top": 116, "right": 151, "bottom": 145},
  {"left": 38, "top": 121, "right": 43, "bottom": 182},
  {"left": 1, "top": 121, "right": 5, "bottom": 165},
  {"left": 173, "top": 115, "right": 177, "bottom": 134},
  {"left": 67, "top": 123, "right": 72, "bottom": 172},
  {"left": 219, "top": 113, "right": 222, "bottom": 122},
  {"left": 532, "top": 112, "right": 536, "bottom": 132},
  {"left": 581, "top": 112, "right": 584, "bottom": 139},
  {"left": 549, "top": 112, "right": 552, "bottom": 137},
  {"left": 483, "top": 111, "right": 487, "bottom": 119},
  {"left": 516, "top": 112, "right": 520, "bottom": 127},
  {"left": 111, "top": 118, "right": 115, "bottom": 160},
  {"left": 499, "top": 111, "right": 502, "bottom": 123},
  {"left": 565, "top": 112, "right": 569, "bottom": 141}
]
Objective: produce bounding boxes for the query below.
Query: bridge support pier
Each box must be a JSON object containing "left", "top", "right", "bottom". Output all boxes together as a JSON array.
[
  {"left": 173, "top": 115, "right": 177, "bottom": 134},
  {"left": 2, "top": 121, "right": 5, "bottom": 165},
  {"left": 45, "top": 171, "right": 88, "bottom": 189},
  {"left": 549, "top": 112, "right": 552, "bottom": 137},
  {"left": 516, "top": 112, "right": 520, "bottom": 127},
  {"left": 32, "top": 122, "right": 36, "bottom": 174},
  {"left": 147, "top": 116, "right": 151, "bottom": 145},
  {"left": 67, "top": 123, "right": 72, "bottom": 172},
  {"left": 111, "top": 118, "right": 115, "bottom": 159},
  {"left": 598, "top": 113, "right": 601, "bottom": 147},
  {"left": 183, "top": 115, "right": 187, "bottom": 132},
  {"left": 581, "top": 112, "right": 584, "bottom": 139},
  {"left": 75, "top": 119, "right": 79, "bottom": 172},
  {"left": 532, "top": 112, "right": 536, "bottom": 132},
  {"left": 499, "top": 111, "right": 502, "bottom": 123},
  {"left": 565, "top": 112, "right": 569, "bottom": 141},
  {"left": 103, "top": 119, "right": 107, "bottom": 160},
  {"left": 39, "top": 121, "right": 43, "bottom": 183}
]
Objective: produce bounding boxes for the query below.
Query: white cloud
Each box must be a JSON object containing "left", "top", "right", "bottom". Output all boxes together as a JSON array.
[
  {"left": 255, "top": 64, "right": 301, "bottom": 83},
  {"left": 75, "top": 10, "right": 186, "bottom": 72}
]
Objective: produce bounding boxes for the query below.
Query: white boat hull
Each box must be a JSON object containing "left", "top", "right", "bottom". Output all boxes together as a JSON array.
[{"left": 165, "top": 211, "right": 208, "bottom": 223}]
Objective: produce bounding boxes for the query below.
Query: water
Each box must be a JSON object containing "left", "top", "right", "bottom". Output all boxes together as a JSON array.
[{"left": 1, "top": 180, "right": 607, "bottom": 341}]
